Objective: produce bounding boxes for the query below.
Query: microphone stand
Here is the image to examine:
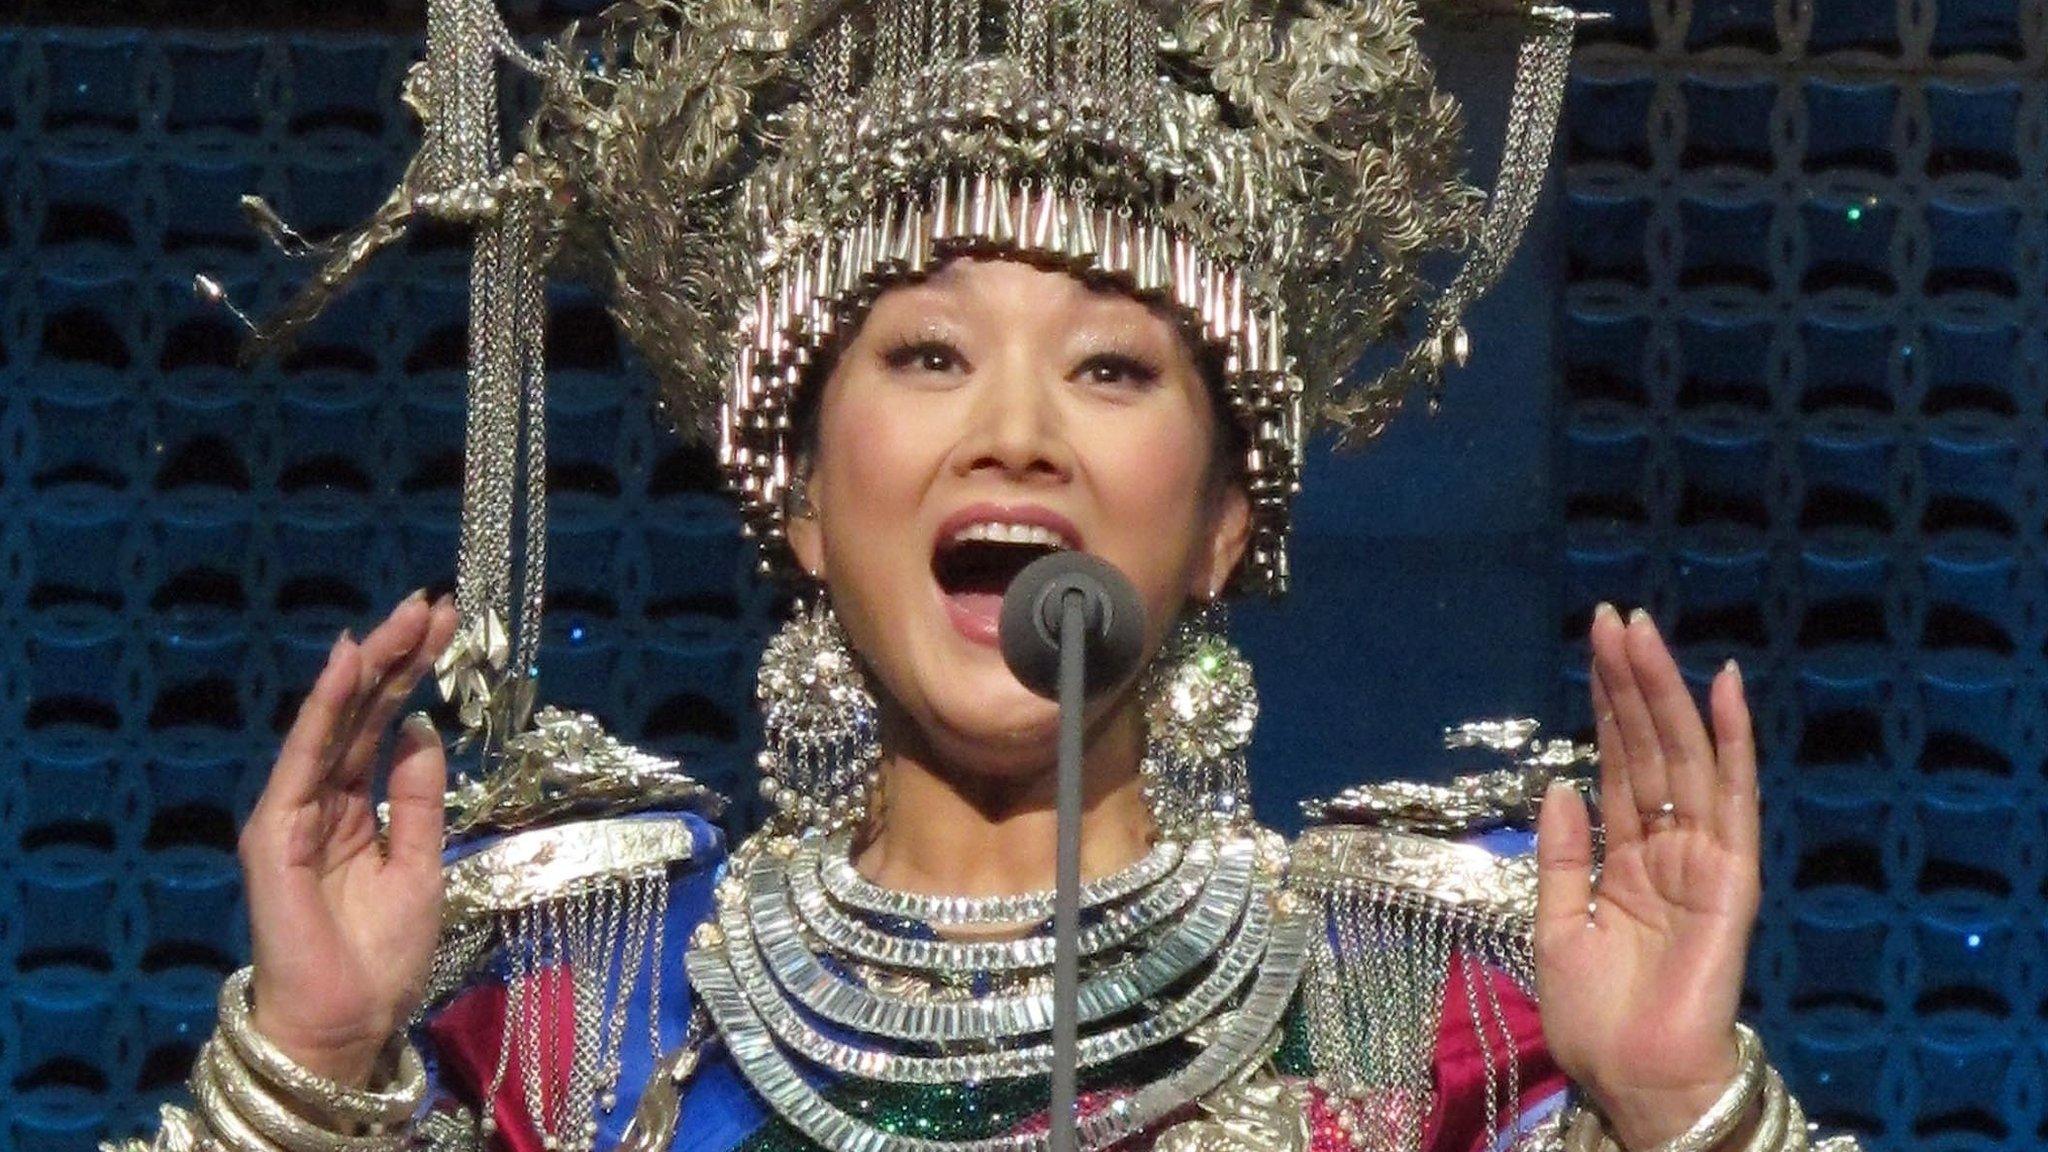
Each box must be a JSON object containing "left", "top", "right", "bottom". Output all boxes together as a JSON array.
[
  {"left": 999, "top": 551, "right": 1143, "bottom": 1152},
  {"left": 1050, "top": 591, "right": 1087, "bottom": 1152}
]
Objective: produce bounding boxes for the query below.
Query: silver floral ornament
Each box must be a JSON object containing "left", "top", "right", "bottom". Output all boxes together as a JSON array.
[
  {"left": 1144, "top": 614, "right": 1259, "bottom": 832},
  {"left": 754, "top": 601, "right": 880, "bottom": 832}
]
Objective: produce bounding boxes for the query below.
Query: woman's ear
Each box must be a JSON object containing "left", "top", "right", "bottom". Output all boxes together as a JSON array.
[
  {"left": 785, "top": 468, "right": 828, "bottom": 581},
  {"left": 1192, "top": 482, "right": 1252, "bottom": 598}
]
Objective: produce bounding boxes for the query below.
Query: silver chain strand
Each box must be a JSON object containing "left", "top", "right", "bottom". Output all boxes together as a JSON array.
[
  {"left": 1460, "top": 950, "right": 1503, "bottom": 1152},
  {"left": 512, "top": 188, "right": 549, "bottom": 691},
  {"left": 1478, "top": 941, "right": 1524, "bottom": 1149},
  {"left": 514, "top": 906, "right": 548, "bottom": 1152},
  {"left": 815, "top": 829, "right": 1182, "bottom": 925},
  {"left": 1386, "top": 8, "right": 1580, "bottom": 416},
  {"left": 600, "top": 877, "right": 649, "bottom": 1107}
]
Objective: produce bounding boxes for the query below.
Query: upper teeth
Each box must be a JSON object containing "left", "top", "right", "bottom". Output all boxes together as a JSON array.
[{"left": 951, "top": 522, "right": 1068, "bottom": 548}]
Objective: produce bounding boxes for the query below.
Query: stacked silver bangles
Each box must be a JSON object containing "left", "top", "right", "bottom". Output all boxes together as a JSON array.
[
  {"left": 185, "top": 968, "right": 427, "bottom": 1152},
  {"left": 1563, "top": 1026, "right": 1817, "bottom": 1152}
]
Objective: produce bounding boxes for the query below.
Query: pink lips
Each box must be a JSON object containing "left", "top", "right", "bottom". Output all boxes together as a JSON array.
[{"left": 932, "top": 504, "right": 1084, "bottom": 648}]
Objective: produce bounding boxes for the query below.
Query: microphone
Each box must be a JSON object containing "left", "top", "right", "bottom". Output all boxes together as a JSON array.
[
  {"left": 998, "top": 551, "right": 1147, "bottom": 700},
  {"left": 996, "top": 551, "right": 1149, "bottom": 1152}
]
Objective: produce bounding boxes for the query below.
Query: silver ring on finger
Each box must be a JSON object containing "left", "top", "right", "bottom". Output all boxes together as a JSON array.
[{"left": 1643, "top": 800, "right": 1678, "bottom": 829}]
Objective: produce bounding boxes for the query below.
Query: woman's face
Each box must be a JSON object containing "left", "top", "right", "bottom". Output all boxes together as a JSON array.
[{"left": 787, "top": 256, "right": 1252, "bottom": 780}]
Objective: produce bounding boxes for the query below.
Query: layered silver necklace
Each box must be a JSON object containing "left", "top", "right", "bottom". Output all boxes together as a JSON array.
[{"left": 684, "top": 825, "right": 1312, "bottom": 1152}]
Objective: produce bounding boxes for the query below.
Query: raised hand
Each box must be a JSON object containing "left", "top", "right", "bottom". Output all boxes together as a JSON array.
[
  {"left": 1534, "top": 604, "right": 1762, "bottom": 1150},
  {"left": 238, "top": 591, "right": 462, "bottom": 1085}
]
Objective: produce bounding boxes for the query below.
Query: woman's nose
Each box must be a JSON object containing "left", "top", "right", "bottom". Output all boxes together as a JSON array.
[{"left": 957, "top": 360, "right": 1072, "bottom": 482}]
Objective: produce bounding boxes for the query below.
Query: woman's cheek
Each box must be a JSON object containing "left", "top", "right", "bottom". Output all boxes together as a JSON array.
[{"left": 1099, "top": 420, "right": 1208, "bottom": 546}]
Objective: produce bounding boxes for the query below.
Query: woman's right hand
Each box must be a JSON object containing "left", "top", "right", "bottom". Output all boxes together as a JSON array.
[{"left": 237, "top": 590, "right": 462, "bottom": 1086}]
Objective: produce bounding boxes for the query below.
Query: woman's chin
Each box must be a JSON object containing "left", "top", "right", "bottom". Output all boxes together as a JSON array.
[{"left": 914, "top": 685, "right": 1063, "bottom": 771}]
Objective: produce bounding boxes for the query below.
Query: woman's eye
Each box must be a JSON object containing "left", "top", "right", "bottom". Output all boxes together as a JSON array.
[
  {"left": 1077, "top": 354, "right": 1161, "bottom": 389},
  {"left": 883, "top": 340, "right": 963, "bottom": 374}
]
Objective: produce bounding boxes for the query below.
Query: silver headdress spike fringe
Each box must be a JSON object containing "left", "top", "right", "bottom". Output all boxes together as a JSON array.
[{"left": 208, "top": 0, "right": 1585, "bottom": 597}]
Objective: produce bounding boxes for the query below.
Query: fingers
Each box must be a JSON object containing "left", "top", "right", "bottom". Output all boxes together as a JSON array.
[
  {"left": 383, "top": 713, "right": 448, "bottom": 871},
  {"left": 1535, "top": 780, "right": 1596, "bottom": 932},
  {"left": 325, "top": 592, "right": 445, "bottom": 786},
  {"left": 1590, "top": 602, "right": 1763, "bottom": 856},
  {"left": 1591, "top": 664, "right": 1643, "bottom": 847},
  {"left": 1623, "top": 610, "right": 1718, "bottom": 823},
  {"left": 1711, "top": 660, "right": 1761, "bottom": 859},
  {"left": 259, "top": 633, "right": 364, "bottom": 815},
  {"left": 1592, "top": 603, "right": 1728, "bottom": 830},
  {"left": 1591, "top": 604, "right": 1671, "bottom": 822}
]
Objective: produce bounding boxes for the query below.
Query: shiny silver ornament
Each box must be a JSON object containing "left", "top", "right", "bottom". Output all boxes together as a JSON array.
[
  {"left": 1143, "top": 608, "right": 1259, "bottom": 833},
  {"left": 755, "top": 601, "right": 880, "bottom": 832}
]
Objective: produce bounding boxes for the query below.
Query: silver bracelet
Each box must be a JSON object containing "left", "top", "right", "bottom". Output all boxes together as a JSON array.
[
  {"left": 200, "top": 1036, "right": 408, "bottom": 1152},
  {"left": 188, "top": 1040, "right": 288, "bottom": 1152},
  {"left": 1737, "top": 1069, "right": 1795, "bottom": 1152},
  {"left": 1563, "top": 1025, "right": 1768, "bottom": 1152},
  {"left": 216, "top": 967, "right": 428, "bottom": 1129},
  {"left": 1634, "top": 1025, "right": 1769, "bottom": 1152}
]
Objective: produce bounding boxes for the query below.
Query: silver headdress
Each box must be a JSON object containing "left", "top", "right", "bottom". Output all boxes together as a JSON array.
[
  {"left": 239, "top": 0, "right": 1576, "bottom": 597},
  {"left": 213, "top": 0, "right": 1579, "bottom": 789}
]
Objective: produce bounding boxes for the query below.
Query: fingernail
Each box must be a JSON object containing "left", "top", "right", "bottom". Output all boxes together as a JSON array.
[
  {"left": 1724, "top": 657, "right": 1741, "bottom": 680},
  {"left": 1628, "top": 607, "right": 1651, "bottom": 628},
  {"left": 402, "top": 711, "right": 438, "bottom": 738},
  {"left": 404, "top": 587, "right": 427, "bottom": 604},
  {"left": 333, "top": 627, "right": 350, "bottom": 650},
  {"left": 1594, "top": 602, "right": 1618, "bottom": 623}
]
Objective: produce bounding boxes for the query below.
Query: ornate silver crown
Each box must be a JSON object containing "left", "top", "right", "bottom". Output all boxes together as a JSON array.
[{"left": 219, "top": 0, "right": 1579, "bottom": 761}]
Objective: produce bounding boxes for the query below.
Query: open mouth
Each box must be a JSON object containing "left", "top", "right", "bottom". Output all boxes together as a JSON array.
[{"left": 931, "top": 519, "right": 1079, "bottom": 645}]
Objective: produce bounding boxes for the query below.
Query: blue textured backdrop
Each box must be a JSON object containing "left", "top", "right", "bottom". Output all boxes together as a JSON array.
[{"left": 1, "top": 1, "right": 2038, "bottom": 1149}]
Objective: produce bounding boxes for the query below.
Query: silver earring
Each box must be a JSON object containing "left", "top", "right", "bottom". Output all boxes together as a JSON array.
[
  {"left": 1142, "top": 600, "right": 1258, "bottom": 834},
  {"left": 755, "top": 600, "right": 879, "bottom": 832}
]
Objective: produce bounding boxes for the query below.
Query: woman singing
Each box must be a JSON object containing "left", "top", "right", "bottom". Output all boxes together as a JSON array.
[{"left": 117, "top": 2, "right": 1860, "bottom": 1152}]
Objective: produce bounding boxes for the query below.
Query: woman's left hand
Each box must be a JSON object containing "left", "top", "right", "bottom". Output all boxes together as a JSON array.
[{"left": 1533, "top": 603, "right": 1762, "bottom": 1151}]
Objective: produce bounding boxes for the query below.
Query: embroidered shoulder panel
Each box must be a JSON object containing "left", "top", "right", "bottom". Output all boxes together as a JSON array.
[
  {"left": 421, "top": 810, "right": 723, "bottom": 1015},
  {"left": 1287, "top": 823, "right": 1536, "bottom": 925}
]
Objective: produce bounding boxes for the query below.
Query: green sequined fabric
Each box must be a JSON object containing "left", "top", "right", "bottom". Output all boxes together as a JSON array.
[
  {"left": 735, "top": 1047, "right": 1195, "bottom": 1152},
  {"left": 1271, "top": 997, "right": 1316, "bottom": 1079}
]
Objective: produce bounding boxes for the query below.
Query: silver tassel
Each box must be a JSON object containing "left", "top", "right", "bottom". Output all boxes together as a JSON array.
[
  {"left": 483, "top": 873, "right": 674, "bottom": 1152},
  {"left": 1305, "top": 891, "right": 1453, "bottom": 1152},
  {"left": 1353, "top": 7, "right": 1579, "bottom": 435},
  {"left": 441, "top": 184, "right": 548, "bottom": 747},
  {"left": 421, "top": 0, "right": 503, "bottom": 199}
]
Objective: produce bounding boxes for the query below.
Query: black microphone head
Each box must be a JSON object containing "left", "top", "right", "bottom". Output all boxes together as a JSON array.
[{"left": 999, "top": 552, "right": 1148, "bottom": 700}]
